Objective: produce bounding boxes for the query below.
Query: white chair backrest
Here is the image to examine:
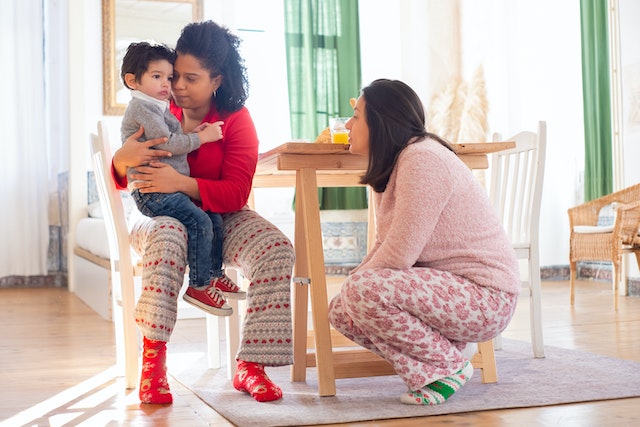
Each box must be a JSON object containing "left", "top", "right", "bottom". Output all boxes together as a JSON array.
[
  {"left": 90, "top": 120, "right": 139, "bottom": 388},
  {"left": 90, "top": 121, "right": 135, "bottom": 280},
  {"left": 489, "top": 121, "right": 547, "bottom": 248}
]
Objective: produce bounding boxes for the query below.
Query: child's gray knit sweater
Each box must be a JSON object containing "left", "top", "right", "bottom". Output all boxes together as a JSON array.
[{"left": 121, "top": 91, "right": 201, "bottom": 183}]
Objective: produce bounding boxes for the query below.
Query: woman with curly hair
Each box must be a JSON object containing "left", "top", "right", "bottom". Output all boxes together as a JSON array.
[{"left": 112, "top": 21, "right": 294, "bottom": 404}]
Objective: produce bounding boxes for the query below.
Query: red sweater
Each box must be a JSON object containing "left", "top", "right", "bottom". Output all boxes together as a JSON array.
[{"left": 113, "top": 100, "right": 259, "bottom": 213}]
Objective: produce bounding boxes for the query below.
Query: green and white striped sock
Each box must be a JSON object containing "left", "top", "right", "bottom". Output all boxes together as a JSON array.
[{"left": 400, "top": 361, "right": 474, "bottom": 405}]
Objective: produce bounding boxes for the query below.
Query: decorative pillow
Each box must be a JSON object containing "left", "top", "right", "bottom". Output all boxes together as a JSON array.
[
  {"left": 87, "top": 202, "right": 103, "bottom": 218},
  {"left": 87, "top": 189, "right": 143, "bottom": 234},
  {"left": 597, "top": 202, "right": 619, "bottom": 227},
  {"left": 574, "top": 202, "right": 619, "bottom": 234}
]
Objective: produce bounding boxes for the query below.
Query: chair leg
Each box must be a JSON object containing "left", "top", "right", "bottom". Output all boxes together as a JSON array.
[
  {"left": 112, "top": 277, "right": 139, "bottom": 390},
  {"left": 613, "top": 260, "right": 620, "bottom": 312},
  {"left": 206, "top": 270, "right": 243, "bottom": 380},
  {"left": 493, "top": 334, "right": 503, "bottom": 350},
  {"left": 206, "top": 314, "right": 221, "bottom": 369},
  {"left": 225, "top": 267, "right": 244, "bottom": 379},
  {"left": 226, "top": 298, "right": 241, "bottom": 379},
  {"left": 529, "top": 261, "right": 545, "bottom": 358},
  {"left": 471, "top": 340, "right": 497, "bottom": 383},
  {"left": 569, "top": 261, "right": 576, "bottom": 306}
]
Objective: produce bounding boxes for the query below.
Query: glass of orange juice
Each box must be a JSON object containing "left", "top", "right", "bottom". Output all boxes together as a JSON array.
[{"left": 330, "top": 117, "right": 350, "bottom": 144}]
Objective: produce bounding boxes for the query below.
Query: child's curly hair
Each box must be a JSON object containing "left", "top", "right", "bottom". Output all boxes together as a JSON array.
[{"left": 120, "top": 41, "right": 176, "bottom": 90}]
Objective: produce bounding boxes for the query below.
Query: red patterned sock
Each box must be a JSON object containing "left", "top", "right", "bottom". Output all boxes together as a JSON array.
[
  {"left": 233, "top": 360, "right": 283, "bottom": 402},
  {"left": 139, "top": 336, "right": 173, "bottom": 405}
]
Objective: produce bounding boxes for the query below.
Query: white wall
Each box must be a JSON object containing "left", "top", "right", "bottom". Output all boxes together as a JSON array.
[
  {"left": 618, "top": 0, "right": 640, "bottom": 277},
  {"left": 620, "top": 0, "right": 640, "bottom": 187},
  {"left": 360, "top": 0, "right": 584, "bottom": 268},
  {"left": 67, "top": 0, "right": 103, "bottom": 291}
]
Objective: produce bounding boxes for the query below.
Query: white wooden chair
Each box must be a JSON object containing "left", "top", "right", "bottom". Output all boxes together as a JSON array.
[
  {"left": 490, "top": 121, "right": 547, "bottom": 358},
  {"left": 90, "top": 121, "right": 242, "bottom": 388}
]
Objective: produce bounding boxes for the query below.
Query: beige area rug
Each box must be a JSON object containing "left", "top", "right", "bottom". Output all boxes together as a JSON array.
[{"left": 168, "top": 339, "right": 640, "bottom": 427}]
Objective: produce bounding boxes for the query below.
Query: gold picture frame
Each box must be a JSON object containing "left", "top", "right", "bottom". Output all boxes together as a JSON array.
[{"left": 102, "top": 0, "right": 203, "bottom": 115}]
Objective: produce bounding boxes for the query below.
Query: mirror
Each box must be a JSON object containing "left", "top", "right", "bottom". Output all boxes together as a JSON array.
[{"left": 102, "top": 0, "right": 204, "bottom": 115}]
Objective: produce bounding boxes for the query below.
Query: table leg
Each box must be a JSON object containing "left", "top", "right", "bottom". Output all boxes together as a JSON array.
[
  {"left": 291, "top": 175, "right": 310, "bottom": 383},
  {"left": 297, "top": 168, "right": 336, "bottom": 396},
  {"left": 367, "top": 187, "right": 375, "bottom": 251}
]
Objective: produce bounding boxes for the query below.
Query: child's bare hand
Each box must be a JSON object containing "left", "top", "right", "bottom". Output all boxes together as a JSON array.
[
  {"left": 197, "top": 121, "right": 224, "bottom": 143},
  {"left": 191, "top": 123, "right": 209, "bottom": 133}
]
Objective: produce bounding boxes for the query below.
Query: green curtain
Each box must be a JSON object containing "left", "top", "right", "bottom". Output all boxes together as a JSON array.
[
  {"left": 284, "top": 0, "right": 367, "bottom": 210},
  {"left": 580, "top": 0, "right": 613, "bottom": 200}
]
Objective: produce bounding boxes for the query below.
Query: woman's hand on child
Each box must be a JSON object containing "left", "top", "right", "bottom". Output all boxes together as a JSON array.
[
  {"left": 130, "top": 161, "right": 184, "bottom": 194},
  {"left": 119, "top": 126, "right": 172, "bottom": 164}
]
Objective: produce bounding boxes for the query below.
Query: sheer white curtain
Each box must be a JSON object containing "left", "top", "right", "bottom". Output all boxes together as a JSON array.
[{"left": 0, "top": 0, "right": 49, "bottom": 276}]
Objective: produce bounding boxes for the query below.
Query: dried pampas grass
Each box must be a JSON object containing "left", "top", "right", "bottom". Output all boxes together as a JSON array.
[
  {"left": 428, "top": 76, "right": 464, "bottom": 142},
  {"left": 427, "top": 64, "right": 489, "bottom": 143},
  {"left": 457, "top": 66, "right": 489, "bottom": 142}
]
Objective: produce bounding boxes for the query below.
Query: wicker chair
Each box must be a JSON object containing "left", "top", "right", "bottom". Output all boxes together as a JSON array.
[{"left": 568, "top": 183, "right": 640, "bottom": 310}]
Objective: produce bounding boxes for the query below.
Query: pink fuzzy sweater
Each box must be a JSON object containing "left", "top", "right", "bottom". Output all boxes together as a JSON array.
[{"left": 355, "top": 137, "right": 521, "bottom": 295}]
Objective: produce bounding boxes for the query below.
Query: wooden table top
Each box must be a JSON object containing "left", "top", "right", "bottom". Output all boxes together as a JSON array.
[{"left": 253, "top": 141, "right": 515, "bottom": 187}]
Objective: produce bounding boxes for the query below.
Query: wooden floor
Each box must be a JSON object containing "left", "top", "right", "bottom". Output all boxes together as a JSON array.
[{"left": 2, "top": 279, "right": 640, "bottom": 427}]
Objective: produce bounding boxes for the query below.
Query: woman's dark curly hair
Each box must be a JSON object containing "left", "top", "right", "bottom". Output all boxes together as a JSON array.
[
  {"left": 175, "top": 21, "right": 249, "bottom": 113},
  {"left": 359, "top": 79, "right": 455, "bottom": 193}
]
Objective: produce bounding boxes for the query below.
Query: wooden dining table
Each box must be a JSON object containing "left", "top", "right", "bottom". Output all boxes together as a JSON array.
[{"left": 251, "top": 140, "right": 515, "bottom": 397}]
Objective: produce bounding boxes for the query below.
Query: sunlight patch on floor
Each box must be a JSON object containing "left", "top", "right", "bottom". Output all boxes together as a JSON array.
[{"left": 0, "top": 366, "right": 122, "bottom": 427}]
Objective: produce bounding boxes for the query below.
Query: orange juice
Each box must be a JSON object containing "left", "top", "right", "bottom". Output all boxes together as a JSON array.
[
  {"left": 331, "top": 131, "right": 349, "bottom": 144},
  {"left": 329, "top": 117, "right": 350, "bottom": 144}
]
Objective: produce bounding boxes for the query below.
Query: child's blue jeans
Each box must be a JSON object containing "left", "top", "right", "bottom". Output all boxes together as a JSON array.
[{"left": 132, "top": 190, "right": 223, "bottom": 287}]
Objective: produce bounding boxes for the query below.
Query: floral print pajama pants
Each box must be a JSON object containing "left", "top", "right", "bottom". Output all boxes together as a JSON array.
[{"left": 328, "top": 267, "right": 518, "bottom": 391}]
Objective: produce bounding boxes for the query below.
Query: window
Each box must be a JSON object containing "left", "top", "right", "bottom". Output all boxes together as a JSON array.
[
  {"left": 222, "top": 0, "right": 295, "bottom": 227},
  {"left": 231, "top": 0, "right": 292, "bottom": 152}
]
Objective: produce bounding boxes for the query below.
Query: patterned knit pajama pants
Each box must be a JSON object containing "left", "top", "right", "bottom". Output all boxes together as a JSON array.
[
  {"left": 130, "top": 207, "right": 295, "bottom": 366},
  {"left": 328, "top": 267, "right": 518, "bottom": 391}
]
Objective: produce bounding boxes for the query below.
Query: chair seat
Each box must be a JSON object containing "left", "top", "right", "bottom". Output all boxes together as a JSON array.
[{"left": 573, "top": 225, "right": 614, "bottom": 234}]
